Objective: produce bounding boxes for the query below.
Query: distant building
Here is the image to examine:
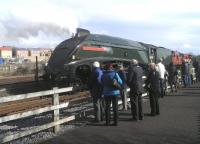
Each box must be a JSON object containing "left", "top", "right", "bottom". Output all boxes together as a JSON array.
[
  {"left": 40, "top": 48, "right": 52, "bottom": 57},
  {"left": 28, "top": 48, "right": 52, "bottom": 62},
  {"left": 29, "top": 49, "right": 41, "bottom": 57},
  {"left": 13, "top": 49, "right": 29, "bottom": 58},
  {"left": 0, "top": 46, "right": 53, "bottom": 62},
  {"left": 0, "top": 46, "right": 12, "bottom": 58}
]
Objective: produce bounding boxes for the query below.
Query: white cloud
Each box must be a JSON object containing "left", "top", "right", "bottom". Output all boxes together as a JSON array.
[
  {"left": 66, "top": 0, "right": 200, "bottom": 23},
  {"left": 12, "top": 3, "right": 78, "bottom": 33},
  {"left": 183, "top": 43, "right": 192, "bottom": 48},
  {"left": 0, "top": 0, "right": 200, "bottom": 54},
  {"left": 0, "top": 0, "right": 79, "bottom": 48}
]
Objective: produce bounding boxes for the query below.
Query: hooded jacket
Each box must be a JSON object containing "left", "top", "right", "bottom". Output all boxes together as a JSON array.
[{"left": 102, "top": 70, "right": 122, "bottom": 96}]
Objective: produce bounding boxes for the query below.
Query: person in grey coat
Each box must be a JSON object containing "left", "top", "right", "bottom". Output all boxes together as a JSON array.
[
  {"left": 145, "top": 63, "right": 160, "bottom": 116},
  {"left": 127, "top": 59, "right": 144, "bottom": 121}
]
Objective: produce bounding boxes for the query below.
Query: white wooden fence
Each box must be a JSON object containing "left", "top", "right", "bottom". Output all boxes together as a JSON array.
[{"left": 0, "top": 86, "right": 75, "bottom": 143}]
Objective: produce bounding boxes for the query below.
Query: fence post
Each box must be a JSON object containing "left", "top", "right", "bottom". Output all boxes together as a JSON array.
[
  {"left": 53, "top": 87, "right": 60, "bottom": 133},
  {"left": 9, "top": 65, "right": 11, "bottom": 72},
  {"left": 124, "top": 89, "right": 128, "bottom": 111},
  {"left": 35, "top": 56, "right": 39, "bottom": 81}
]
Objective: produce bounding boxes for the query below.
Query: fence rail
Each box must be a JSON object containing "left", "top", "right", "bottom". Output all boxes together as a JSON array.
[{"left": 0, "top": 86, "right": 74, "bottom": 143}]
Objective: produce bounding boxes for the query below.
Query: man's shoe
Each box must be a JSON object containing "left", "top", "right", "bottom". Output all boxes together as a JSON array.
[
  {"left": 105, "top": 123, "right": 110, "bottom": 126},
  {"left": 91, "top": 120, "right": 100, "bottom": 123},
  {"left": 139, "top": 117, "right": 144, "bottom": 120},
  {"left": 156, "top": 112, "right": 160, "bottom": 115},
  {"left": 150, "top": 113, "right": 156, "bottom": 116},
  {"left": 132, "top": 118, "right": 139, "bottom": 121},
  {"left": 113, "top": 123, "right": 118, "bottom": 126}
]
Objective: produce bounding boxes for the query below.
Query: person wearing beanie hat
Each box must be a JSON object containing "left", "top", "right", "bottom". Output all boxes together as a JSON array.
[
  {"left": 93, "top": 61, "right": 100, "bottom": 68},
  {"left": 88, "top": 61, "right": 104, "bottom": 122},
  {"left": 102, "top": 63, "right": 122, "bottom": 126},
  {"left": 104, "top": 63, "right": 113, "bottom": 70}
]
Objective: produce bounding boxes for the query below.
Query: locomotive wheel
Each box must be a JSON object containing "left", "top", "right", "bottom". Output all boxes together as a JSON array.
[{"left": 74, "top": 78, "right": 83, "bottom": 87}]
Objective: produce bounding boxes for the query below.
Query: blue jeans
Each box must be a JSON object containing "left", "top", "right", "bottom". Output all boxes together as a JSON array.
[{"left": 184, "top": 74, "right": 191, "bottom": 87}]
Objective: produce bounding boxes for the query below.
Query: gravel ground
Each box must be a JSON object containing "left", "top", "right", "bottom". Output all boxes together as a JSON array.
[{"left": 41, "top": 84, "right": 200, "bottom": 144}]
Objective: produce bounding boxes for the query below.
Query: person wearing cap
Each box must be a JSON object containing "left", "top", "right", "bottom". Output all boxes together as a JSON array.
[
  {"left": 145, "top": 63, "right": 160, "bottom": 116},
  {"left": 88, "top": 61, "right": 103, "bottom": 122},
  {"left": 127, "top": 59, "right": 144, "bottom": 121},
  {"left": 102, "top": 63, "right": 122, "bottom": 126},
  {"left": 157, "top": 58, "right": 167, "bottom": 98}
]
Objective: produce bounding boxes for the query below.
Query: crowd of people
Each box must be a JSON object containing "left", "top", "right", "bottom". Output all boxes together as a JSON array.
[{"left": 88, "top": 57, "right": 200, "bottom": 126}]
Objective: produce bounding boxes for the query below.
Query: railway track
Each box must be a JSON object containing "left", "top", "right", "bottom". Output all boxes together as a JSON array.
[
  {"left": 0, "top": 76, "right": 54, "bottom": 97},
  {"left": 0, "top": 75, "right": 35, "bottom": 86},
  {"left": 0, "top": 91, "right": 91, "bottom": 116},
  {"left": 0, "top": 75, "right": 91, "bottom": 117}
]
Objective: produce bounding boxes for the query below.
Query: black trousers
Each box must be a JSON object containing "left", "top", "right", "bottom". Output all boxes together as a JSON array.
[
  {"left": 130, "top": 91, "right": 143, "bottom": 120},
  {"left": 159, "top": 79, "right": 164, "bottom": 97},
  {"left": 149, "top": 90, "right": 160, "bottom": 115},
  {"left": 104, "top": 96, "right": 118, "bottom": 125}
]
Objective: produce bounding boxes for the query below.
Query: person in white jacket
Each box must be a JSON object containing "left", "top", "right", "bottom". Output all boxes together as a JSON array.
[{"left": 157, "top": 58, "right": 166, "bottom": 98}]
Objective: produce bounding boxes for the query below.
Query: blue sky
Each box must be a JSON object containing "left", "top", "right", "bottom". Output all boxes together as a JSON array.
[{"left": 0, "top": 0, "right": 200, "bottom": 55}]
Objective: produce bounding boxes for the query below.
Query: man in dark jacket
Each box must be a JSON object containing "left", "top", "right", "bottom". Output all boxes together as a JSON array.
[
  {"left": 145, "top": 63, "right": 160, "bottom": 116},
  {"left": 127, "top": 59, "right": 144, "bottom": 121},
  {"left": 88, "top": 61, "right": 103, "bottom": 122}
]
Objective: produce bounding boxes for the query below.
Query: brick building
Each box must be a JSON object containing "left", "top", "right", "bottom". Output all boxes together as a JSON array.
[{"left": 0, "top": 46, "right": 12, "bottom": 58}]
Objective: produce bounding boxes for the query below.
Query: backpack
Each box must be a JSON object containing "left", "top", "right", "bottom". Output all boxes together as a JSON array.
[{"left": 112, "top": 73, "right": 122, "bottom": 90}]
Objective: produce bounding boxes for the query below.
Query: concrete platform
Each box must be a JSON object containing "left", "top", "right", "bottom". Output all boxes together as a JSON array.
[{"left": 41, "top": 83, "right": 200, "bottom": 144}]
